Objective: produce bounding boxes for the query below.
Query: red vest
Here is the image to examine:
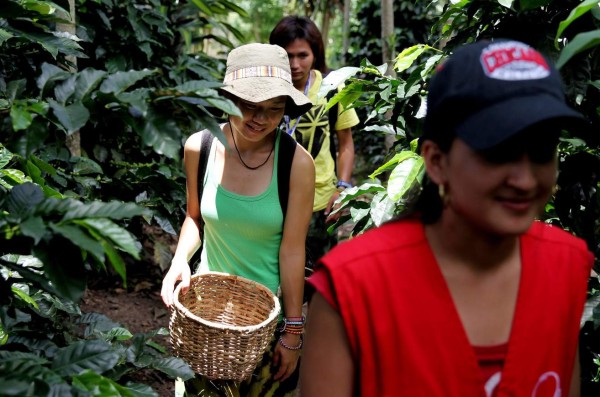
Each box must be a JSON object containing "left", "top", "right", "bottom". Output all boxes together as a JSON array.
[{"left": 314, "top": 220, "right": 593, "bottom": 396}]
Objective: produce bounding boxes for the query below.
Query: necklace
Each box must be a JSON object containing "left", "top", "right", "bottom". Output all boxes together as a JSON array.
[{"left": 229, "top": 123, "right": 275, "bottom": 170}]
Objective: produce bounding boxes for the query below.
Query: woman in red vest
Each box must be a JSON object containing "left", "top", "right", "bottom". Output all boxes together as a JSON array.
[{"left": 301, "top": 40, "right": 594, "bottom": 397}]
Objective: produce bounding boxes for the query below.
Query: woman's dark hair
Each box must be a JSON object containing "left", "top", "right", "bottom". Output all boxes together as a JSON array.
[
  {"left": 412, "top": 133, "right": 456, "bottom": 224},
  {"left": 269, "top": 15, "right": 327, "bottom": 74}
]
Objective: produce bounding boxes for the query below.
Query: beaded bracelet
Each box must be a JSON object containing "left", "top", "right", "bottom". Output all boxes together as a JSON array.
[
  {"left": 281, "top": 328, "right": 304, "bottom": 335},
  {"left": 280, "top": 316, "right": 305, "bottom": 334},
  {"left": 278, "top": 335, "right": 303, "bottom": 350},
  {"left": 283, "top": 316, "right": 305, "bottom": 326}
]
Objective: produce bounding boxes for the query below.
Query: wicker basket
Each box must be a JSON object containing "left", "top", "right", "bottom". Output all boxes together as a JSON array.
[{"left": 169, "top": 272, "right": 281, "bottom": 382}]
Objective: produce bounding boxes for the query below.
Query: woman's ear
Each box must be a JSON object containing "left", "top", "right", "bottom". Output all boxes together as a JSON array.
[{"left": 421, "top": 140, "right": 447, "bottom": 186}]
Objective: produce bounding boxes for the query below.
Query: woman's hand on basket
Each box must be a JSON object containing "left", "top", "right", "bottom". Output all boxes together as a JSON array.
[
  {"left": 273, "top": 333, "right": 302, "bottom": 381},
  {"left": 161, "top": 257, "right": 191, "bottom": 308}
]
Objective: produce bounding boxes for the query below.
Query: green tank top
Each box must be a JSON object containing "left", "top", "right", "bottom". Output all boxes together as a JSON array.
[{"left": 197, "top": 133, "right": 283, "bottom": 294}]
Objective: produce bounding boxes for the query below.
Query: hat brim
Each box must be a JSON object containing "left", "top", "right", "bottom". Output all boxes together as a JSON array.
[
  {"left": 220, "top": 77, "right": 312, "bottom": 119},
  {"left": 456, "top": 94, "right": 587, "bottom": 150}
]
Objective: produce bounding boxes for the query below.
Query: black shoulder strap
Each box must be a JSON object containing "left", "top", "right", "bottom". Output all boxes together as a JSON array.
[
  {"left": 197, "top": 130, "right": 215, "bottom": 227},
  {"left": 326, "top": 88, "right": 339, "bottom": 173},
  {"left": 277, "top": 131, "right": 297, "bottom": 221}
]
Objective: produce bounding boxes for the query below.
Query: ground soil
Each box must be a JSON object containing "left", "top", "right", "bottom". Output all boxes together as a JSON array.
[{"left": 80, "top": 285, "right": 174, "bottom": 397}]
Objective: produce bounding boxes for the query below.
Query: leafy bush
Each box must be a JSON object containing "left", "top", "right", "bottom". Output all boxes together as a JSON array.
[{"left": 1, "top": 0, "right": 248, "bottom": 394}]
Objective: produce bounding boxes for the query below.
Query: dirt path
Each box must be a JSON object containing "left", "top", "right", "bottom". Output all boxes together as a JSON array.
[{"left": 81, "top": 283, "right": 175, "bottom": 396}]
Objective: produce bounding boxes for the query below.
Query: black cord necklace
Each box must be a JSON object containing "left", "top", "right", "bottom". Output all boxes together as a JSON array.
[{"left": 229, "top": 123, "right": 275, "bottom": 170}]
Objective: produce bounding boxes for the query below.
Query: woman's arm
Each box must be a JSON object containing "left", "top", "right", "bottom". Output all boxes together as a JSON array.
[
  {"left": 335, "top": 127, "right": 355, "bottom": 186},
  {"left": 569, "top": 346, "right": 581, "bottom": 397},
  {"left": 325, "top": 127, "right": 354, "bottom": 219},
  {"left": 273, "top": 144, "right": 315, "bottom": 381},
  {"left": 301, "top": 292, "right": 355, "bottom": 396},
  {"left": 161, "top": 132, "right": 204, "bottom": 307}
]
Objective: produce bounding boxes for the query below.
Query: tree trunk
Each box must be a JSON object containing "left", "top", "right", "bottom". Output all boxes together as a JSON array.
[
  {"left": 56, "top": 0, "right": 81, "bottom": 157},
  {"left": 341, "top": 0, "right": 351, "bottom": 64},
  {"left": 320, "top": 5, "right": 331, "bottom": 51},
  {"left": 381, "top": 0, "right": 396, "bottom": 151}
]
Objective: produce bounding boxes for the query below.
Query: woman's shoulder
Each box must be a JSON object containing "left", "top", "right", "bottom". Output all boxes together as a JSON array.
[
  {"left": 325, "top": 219, "right": 426, "bottom": 263},
  {"left": 526, "top": 221, "right": 593, "bottom": 268},
  {"left": 527, "top": 221, "right": 589, "bottom": 250},
  {"left": 184, "top": 129, "right": 216, "bottom": 153}
]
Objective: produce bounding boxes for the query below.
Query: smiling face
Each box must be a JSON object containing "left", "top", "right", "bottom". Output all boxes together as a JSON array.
[
  {"left": 284, "top": 39, "right": 315, "bottom": 89},
  {"left": 230, "top": 96, "right": 287, "bottom": 142},
  {"left": 423, "top": 129, "right": 559, "bottom": 237}
]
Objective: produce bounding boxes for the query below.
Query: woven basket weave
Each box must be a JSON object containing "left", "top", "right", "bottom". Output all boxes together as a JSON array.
[{"left": 169, "top": 272, "right": 280, "bottom": 382}]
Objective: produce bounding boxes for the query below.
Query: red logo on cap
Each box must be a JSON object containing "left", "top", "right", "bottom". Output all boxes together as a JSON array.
[{"left": 480, "top": 41, "right": 550, "bottom": 80}]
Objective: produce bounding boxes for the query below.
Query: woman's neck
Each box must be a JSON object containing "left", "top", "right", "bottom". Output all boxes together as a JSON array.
[
  {"left": 225, "top": 122, "right": 275, "bottom": 153},
  {"left": 425, "top": 213, "right": 520, "bottom": 271},
  {"left": 294, "top": 70, "right": 314, "bottom": 92}
]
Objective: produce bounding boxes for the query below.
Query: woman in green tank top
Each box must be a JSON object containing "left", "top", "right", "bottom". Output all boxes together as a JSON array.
[{"left": 161, "top": 43, "right": 315, "bottom": 396}]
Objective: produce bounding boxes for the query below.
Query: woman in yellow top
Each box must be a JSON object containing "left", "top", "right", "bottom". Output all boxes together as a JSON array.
[{"left": 270, "top": 15, "right": 360, "bottom": 265}]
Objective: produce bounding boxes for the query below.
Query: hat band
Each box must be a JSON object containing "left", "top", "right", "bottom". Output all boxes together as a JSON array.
[{"left": 224, "top": 66, "right": 292, "bottom": 84}]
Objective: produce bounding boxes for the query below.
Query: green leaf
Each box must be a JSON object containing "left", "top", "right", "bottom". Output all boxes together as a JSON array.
[
  {"left": 151, "top": 357, "right": 195, "bottom": 380},
  {"left": 48, "top": 99, "right": 90, "bottom": 134},
  {"left": 0, "top": 351, "right": 60, "bottom": 384},
  {"left": 11, "top": 285, "right": 39, "bottom": 310},
  {"left": 394, "top": 44, "right": 436, "bottom": 73},
  {"left": 498, "top": 0, "right": 514, "bottom": 8},
  {"left": 175, "top": 80, "right": 224, "bottom": 93},
  {"left": 37, "top": 63, "right": 71, "bottom": 95},
  {"left": 369, "top": 151, "right": 416, "bottom": 178},
  {"left": 0, "top": 27, "right": 14, "bottom": 46},
  {"left": 556, "top": 29, "right": 600, "bottom": 69},
  {"left": 103, "top": 327, "right": 133, "bottom": 341},
  {"left": 21, "top": 0, "right": 56, "bottom": 15},
  {"left": 0, "top": 169, "right": 31, "bottom": 188},
  {"left": 0, "top": 322, "right": 7, "bottom": 345},
  {"left": 55, "top": 74, "right": 77, "bottom": 104},
  {"left": 0, "top": 145, "right": 12, "bottom": 169},
  {"left": 328, "top": 183, "right": 386, "bottom": 219},
  {"left": 7, "top": 182, "right": 44, "bottom": 217},
  {"left": 555, "top": 0, "right": 600, "bottom": 48},
  {"left": 72, "top": 156, "right": 103, "bottom": 175},
  {"left": 52, "top": 340, "right": 120, "bottom": 376},
  {"left": 50, "top": 223, "right": 105, "bottom": 262},
  {"left": 19, "top": 216, "right": 47, "bottom": 244},
  {"left": 60, "top": 200, "right": 147, "bottom": 222},
  {"left": 99, "top": 69, "right": 156, "bottom": 95},
  {"left": 369, "top": 192, "right": 397, "bottom": 226},
  {"left": 75, "top": 218, "right": 140, "bottom": 259},
  {"left": 318, "top": 66, "right": 361, "bottom": 99},
  {"left": 519, "top": 0, "right": 553, "bottom": 10},
  {"left": 204, "top": 96, "right": 242, "bottom": 117},
  {"left": 73, "top": 369, "right": 158, "bottom": 396},
  {"left": 36, "top": 242, "right": 87, "bottom": 302},
  {"left": 19, "top": 30, "right": 84, "bottom": 59},
  {"left": 116, "top": 89, "right": 150, "bottom": 116},
  {"left": 0, "top": 258, "right": 60, "bottom": 298},
  {"left": 74, "top": 68, "right": 107, "bottom": 101},
  {"left": 99, "top": 238, "right": 128, "bottom": 285},
  {"left": 9, "top": 103, "right": 33, "bottom": 131},
  {"left": 139, "top": 116, "right": 181, "bottom": 159},
  {"left": 7, "top": 79, "right": 26, "bottom": 101},
  {"left": 387, "top": 155, "right": 425, "bottom": 201}
]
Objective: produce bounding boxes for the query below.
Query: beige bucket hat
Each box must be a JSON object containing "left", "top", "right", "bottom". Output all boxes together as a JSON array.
[{"left": 220, "top": 43, "right": 312, "bottom": 119}]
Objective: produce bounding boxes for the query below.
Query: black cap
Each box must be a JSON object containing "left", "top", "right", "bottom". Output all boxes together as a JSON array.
[{"left": 423, "top": 40, "right": 586, "bottom": 150}]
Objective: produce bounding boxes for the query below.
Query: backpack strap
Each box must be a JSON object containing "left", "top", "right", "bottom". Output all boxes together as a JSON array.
[
  {"left": 197, "top": 130, "right": 215, "bottom": 235},
  {"left": 326, "top": 89, "right": 339, "bottom": 173},
  {"left": 277, "top": 131, "right": 297, "bottom": 221}
]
